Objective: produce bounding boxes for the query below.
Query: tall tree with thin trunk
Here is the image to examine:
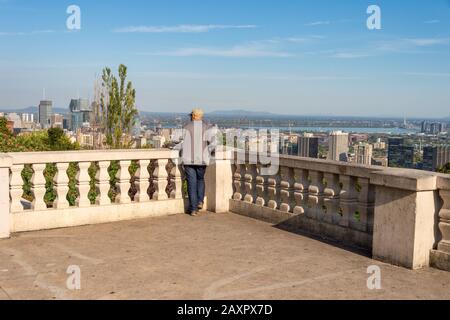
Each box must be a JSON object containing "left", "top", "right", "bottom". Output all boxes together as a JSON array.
[{"left": 100, "top": 64, "right": 138, "bottom": 149}]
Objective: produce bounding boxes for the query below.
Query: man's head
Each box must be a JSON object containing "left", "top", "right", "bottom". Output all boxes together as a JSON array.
[{"left": 191, "top": 108, "right": 204, "bottom": 121}]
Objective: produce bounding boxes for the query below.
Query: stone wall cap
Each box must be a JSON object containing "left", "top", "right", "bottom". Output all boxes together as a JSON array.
[
  {"left": 437, "top": 174, "right": 450, "bottom": 190},
  {"left": 370, "top": 168, "right": 438, "bottom": 191},
  {"left": 7, "top": 149, "right": 177, "bottom": 164},
  {"left": 0, "top": 153, "right": 13, "bottom": 168}
]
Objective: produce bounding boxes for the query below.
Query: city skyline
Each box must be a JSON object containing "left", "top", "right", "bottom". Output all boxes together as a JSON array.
[{"left": 1, "top": 0, "right": 450, "bottom": 117}]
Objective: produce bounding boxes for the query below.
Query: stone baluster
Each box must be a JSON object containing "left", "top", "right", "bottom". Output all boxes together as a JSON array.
[
  {"left": 339, "top": 175, "right": 358, "bottom": 227},
  {"left": 152, "top": 159, "right": 168, "bottom": 201},
  {"left": 308, "top": 171, "right": 324, "bottom": 220},
  {"left": 267, "top": 172, "right": 281, "bottom": 210},
  {"left": 135, "top": 159, "right": 151, "bottom": 202},
  {"left": 170, "top": 158, "right": 183, "bottom": 199},
  {"left": 96, "top": 161, "right": 111, "bottom": 206},
  {"left": 244, "top": 164, "right": 257, "bottom": 204},
  {"left": 53, "top": 163, "right": 70, "bottom": 209},
  {"left": 76, "top": 162, "right": 91, "bottom": 207},
  {"left": 293, "top": 168, "right": 309, "bottom": 215},
  {"left": 437, "top": 189, "right": 450, "bottom": 255},
  {"left": 115, "top": 160, "right": 132, "bottom": 204},
  {"left": 323, "top": 172, "right": 340, "bottom": 224},
  {"left": 255, "top": 164, "right": 268, "bottom": 207},
  {"left": 31, "top": 163, "right": 47, "bottom": 211},
  {"left": 233, "top": 163, "right": 246, "bottom": 201},
  {"left": 280, "top": 166, "right": 295, "bottom": 213},
  {"left": 355, "top": 178, "right": 375, "bottom": 233},
  {"left": 9, "top": 164, "right": 24, "bottom": 212}
]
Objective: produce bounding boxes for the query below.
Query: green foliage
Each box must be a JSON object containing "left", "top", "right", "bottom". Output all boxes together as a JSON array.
[
  {"left": 0, "top": 117, "right": 11, "bottom": 136},
  {"left": 353, "top": 211, "right": 361, "bottom": 222},
  {"left": 437, "top": 163, "right": 450, "bottom": 174},
  {"left": 1, "top": 127, "right": 80, "bottom": 206},
  {"left": 100, "top": 64, "right": 138, "bottom": 149}
]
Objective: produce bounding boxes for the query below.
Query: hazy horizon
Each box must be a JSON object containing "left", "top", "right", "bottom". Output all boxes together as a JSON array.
[{"left": 1, "top": 0, "right": 450, "bottom": 117}]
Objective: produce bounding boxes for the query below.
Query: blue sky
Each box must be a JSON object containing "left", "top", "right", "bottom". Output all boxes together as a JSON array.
[{"left": 0, "top": 0, "right": 449, "bottom": 117}]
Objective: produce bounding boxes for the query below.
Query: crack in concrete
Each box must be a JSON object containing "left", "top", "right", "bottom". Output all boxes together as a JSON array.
[
  {"left": 0, "top": 285, "right": 13, "bottom": 300},
  {"left": 1, "top": 248, "right": 70, "bottom": 300},
  {"left": 204, "top": 266, "right": 363, "bottom": 299}
]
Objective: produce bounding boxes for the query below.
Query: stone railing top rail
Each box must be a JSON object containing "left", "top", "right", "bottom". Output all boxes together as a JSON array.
[
  {"left": 1, "top": 149, "right": 179, "bottom": 165},
  {"left": 231, "top": 150, "right": 450, "bottom": 192}
]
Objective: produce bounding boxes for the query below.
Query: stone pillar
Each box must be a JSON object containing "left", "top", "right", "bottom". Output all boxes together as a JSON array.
[
  {"left": 96, "top": 161, "right": 111, "bottom": 206},
  {"left": 267, "top": 173, "right": 281, "bottom": 210},
  {"left": 135, "top": 159, "right": 151, "bottom": 202},
  {"left": 293, "top": 168, "right": 309, "bottom": 215},
  {"left": 116, "top": 160, "right": 132, "bottom": 204},
  {"left": 355, "top": 177, "right": 375, "bottom": 233},
  {"left": 371, "top": 170, "right": 440, "bottom": 269},
  {"left": 152, "top": 159, "right": 168, "bottom": 201},
  {"left": 53, "top": 162, "right": 70, "bottom": 209},
  {"left": 339, "top": 175, "right": 358, "bottom": 227},
  {"left": 76, "top": 162, "right": 92, "bottom": 207},
  {"left": 31, "top": 163, "right": 47, "bottom": 211},
  {"left": 244, "top": 164, "right": 258, "bottom": 204},
  {"left": 280, "top": 166, "right": 295, "bottom": 213},
  {"left": 0, "top": 155, "right": 12, "bottom": 239},
  {"left": 323, "top": 172, "right": 340, "bottom": 224},
  {"left": 205, "top": 149, "right": 234, "bottom": 213},
  {"left": 437, "top": 189, "right": 450, "bottom": 254},
  {"left": 233, "top": 163, "right": 246, "bottom": 201},
  {"left": 170, "top": 158, "right": 183, "bottom": 200},
  {"left": 308, "top": 171, "right": 324, "bottom": 220},
  {"left": 255, "top": 164, "right": 268, "bottom": 207},
  {"left": 10, "top": 164, "right": 24, "bottom": 212},
  {"left": 431, "top": 180, "right": 450, "bottom": 271}
]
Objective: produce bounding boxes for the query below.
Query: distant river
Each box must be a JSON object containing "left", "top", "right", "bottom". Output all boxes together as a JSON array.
[{"left": 237, "top": 126, "right": 418, "bottom": 135}]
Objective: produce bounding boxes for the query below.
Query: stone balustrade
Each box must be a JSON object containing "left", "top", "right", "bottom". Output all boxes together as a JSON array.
[
  {"left": 0, "top": 149, "right": 184, "bottom": 234},
  {"left": 229, "top": 152, "right": 450, "bottom": 271},
  {"left": 0, "top": 148, "right": 449, "bottom": 272}
]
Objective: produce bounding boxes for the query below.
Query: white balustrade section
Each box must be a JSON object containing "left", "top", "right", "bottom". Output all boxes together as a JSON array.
[{"left": 1, "top": 149, "right": 183, "bottom": 235}]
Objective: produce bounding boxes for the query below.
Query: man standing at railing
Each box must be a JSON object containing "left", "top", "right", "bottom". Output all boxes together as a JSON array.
[{"left": 174, "top": 108, "right": 216, "bottom": 216}]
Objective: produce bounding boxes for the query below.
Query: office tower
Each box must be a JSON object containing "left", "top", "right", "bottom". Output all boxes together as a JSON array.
[
  {"left": 423, "top": 146, "right": 450, "bottom": 171},
  {"left": 435, "top": 146, "right": 450, "bottom": 171},
  {"left": 38, "top": 100, "right": 53, "bottom": 129},
  {"left": 50, "top": 114, "right": 64, "bottom": 128},
  {"left": 21, "top": 113, "right": 34, "bottom": 123},
  {"left": 298, "top": 133, "right": 319, "bottom": 158},
  {"left": 421, "top": 121, "right": 447, "bottom": 135},
  {"left": 422, "top": 146, "right": 434, "bottom": 171},
  {"left": 328, "top": 131, "right": 349, "bottom": 162},
  {"left": 373, "top": 138, "right": 386, "bottom": 150},
  {"left": 355, "top": 143, "right": 373, "bottom": 165},
  {"left": 388, "top": 137, "right": 414, "bottom": 169},
  {"left": 69, "top": 98, "right": 91, "bottom": 131}
]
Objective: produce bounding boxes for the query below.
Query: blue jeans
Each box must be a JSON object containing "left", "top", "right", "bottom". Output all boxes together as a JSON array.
[{"left": 184, "top": 165, "right": 207, "bottom": 213}]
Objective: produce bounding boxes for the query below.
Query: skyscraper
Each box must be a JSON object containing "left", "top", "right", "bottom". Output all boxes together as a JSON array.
[
  {"left": 69, "top": 98, "right": 91, "bottom": 131},
  {"left": 38, "top": 100, "right": 52, "bottom": 129},
  {"left": 423, "top": 146, "right": 450, "bottom": 171},
  {"left": 388, "top": 138, "right": 414, "bottom": 169},
  {"left": 328, "top": 131, "right": 349, "bottom": 162},
  {"left": 298, "top": 133, "right": 319, "bottom": 158},
  {"left": 355, "top": 143, "right": 373, "bottom": 165}
]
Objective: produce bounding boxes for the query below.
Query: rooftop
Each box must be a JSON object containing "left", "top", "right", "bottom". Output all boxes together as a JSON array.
[{"left": 1, "top": 212, "right": 449, "bottom": 300}]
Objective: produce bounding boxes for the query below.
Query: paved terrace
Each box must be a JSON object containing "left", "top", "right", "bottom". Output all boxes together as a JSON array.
[{"left": 1, "top": 212, "right": 449, "bottom": 300}]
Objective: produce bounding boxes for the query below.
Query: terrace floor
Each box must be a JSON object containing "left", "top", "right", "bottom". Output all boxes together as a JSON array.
[{"left": 0, "top": 212, "right": 449, "bottom": 300}]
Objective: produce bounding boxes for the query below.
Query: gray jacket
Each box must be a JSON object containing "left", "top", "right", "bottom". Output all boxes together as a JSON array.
[{"left": 175, "top": 120, "right": 217, "bottom": 166}]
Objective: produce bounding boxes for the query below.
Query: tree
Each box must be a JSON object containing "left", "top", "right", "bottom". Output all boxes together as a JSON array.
[
  {"left": 100, "top": 64, "right": 138, "bottom": 149},
  {"left": 0, "top": 117, "right": 11, "bottom": 136},
  {"left": 438, "top": 163, "right": 450, "bottom": 174}
]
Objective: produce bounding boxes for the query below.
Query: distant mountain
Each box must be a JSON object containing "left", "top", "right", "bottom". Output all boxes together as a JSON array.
[
  {"left": 0, "top": 106, "right": 68, "bottom": 115},
  {"left": 209, "top": 109, "right": 276, "bottom": 117}
]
